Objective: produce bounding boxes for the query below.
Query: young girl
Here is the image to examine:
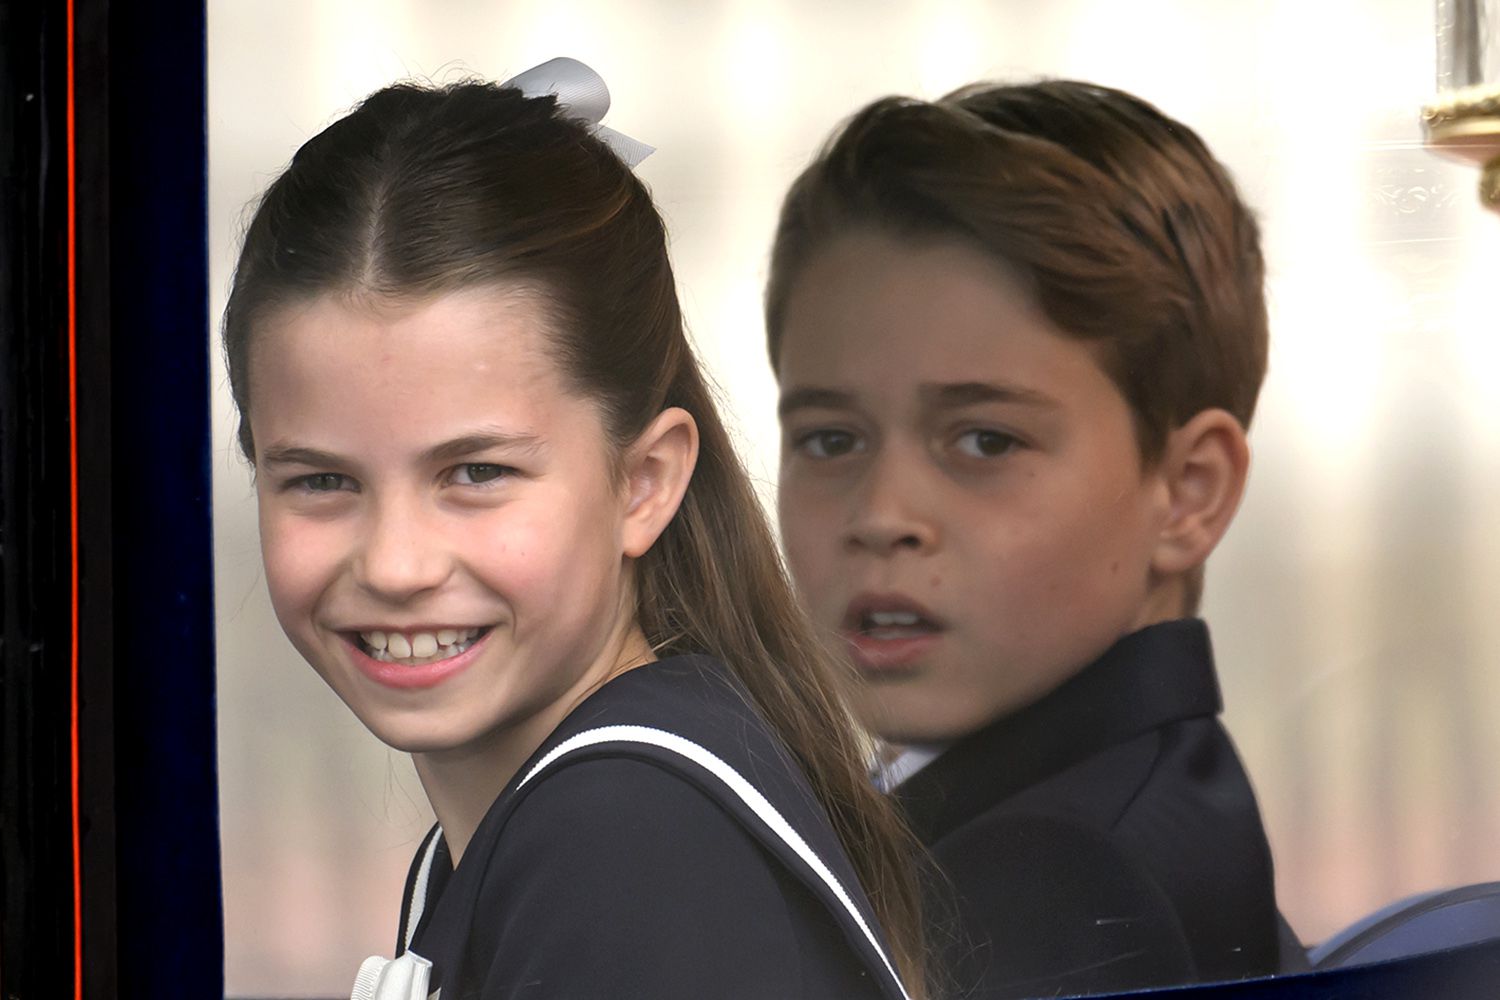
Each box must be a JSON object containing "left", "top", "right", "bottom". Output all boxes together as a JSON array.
[{"left": 223, "top": 75, "right": 924, "bottom": 999}]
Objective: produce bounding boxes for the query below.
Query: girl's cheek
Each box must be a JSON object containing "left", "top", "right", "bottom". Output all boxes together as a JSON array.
[
  {"left": 260, "top": 516, "right": 343, "bottom": 602},
  {"left": 474, "top": 510, "right": 607, "bottom": 599},
  {"left": 260, "top": 547, "right": 313, "bottom": 613},
  {"left": 467, "top": 523, "right": 547, "bottom": 593}
]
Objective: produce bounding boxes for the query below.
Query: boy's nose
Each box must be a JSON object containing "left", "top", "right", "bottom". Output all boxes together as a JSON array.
[
  {"left": 352, "top": 500, "right": 453, "bottom": 602},
  {"left": 843, "top": 461, "right": 937, "bottom": 556}
]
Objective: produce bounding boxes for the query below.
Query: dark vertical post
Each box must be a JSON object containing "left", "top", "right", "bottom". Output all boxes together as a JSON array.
[
  {"left": 0, "top": 0, "right": 78, "bottom": 995},
  {"left": 1, "top": 1, "right": 220, "bottom": 996}
]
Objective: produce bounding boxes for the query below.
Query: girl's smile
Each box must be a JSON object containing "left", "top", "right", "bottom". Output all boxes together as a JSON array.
[
  {"left": 343, "top": 626, "right": 492, "bottom": 690},
  {"left": 354, "top": 626, "right": 487, "bottom": 664}
]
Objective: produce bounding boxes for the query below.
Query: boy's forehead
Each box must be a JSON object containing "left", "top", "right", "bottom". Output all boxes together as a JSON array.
[
  {"left": 784, "top": 231, "right": 1034, "bottom": 319},
  {"left": 775, "top": 314, "right": 1108, "bottom": 418},
  {"left": 779, "top": 235, "right": 1081, "bottom": 368},
  {"left": 774, "top": 232, "right": 1139, "bottom": 419}
]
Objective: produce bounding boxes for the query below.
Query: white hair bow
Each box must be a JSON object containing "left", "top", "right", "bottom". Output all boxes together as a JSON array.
[{"left": 501, "top": 57, "right": 654, "bottom": 167}]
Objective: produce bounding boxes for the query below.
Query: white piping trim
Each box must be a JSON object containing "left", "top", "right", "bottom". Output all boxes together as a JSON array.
[
  {"left": 519, "top": 724, "right": 911, "bottom": 1000},
  {"left": 403, "top": 830, "right": 443, "bottom": 951}
]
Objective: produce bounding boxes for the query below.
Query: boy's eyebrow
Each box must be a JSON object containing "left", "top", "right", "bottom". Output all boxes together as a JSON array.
[
  {"left": 923, "top": 381, "right": 1061, "bottom": 409},
  {"left": 777, "top": 383, "right": 1061, "bottom": 418},
  {"left": 777, "top": 387, "right": 856, "bottom": 418}
]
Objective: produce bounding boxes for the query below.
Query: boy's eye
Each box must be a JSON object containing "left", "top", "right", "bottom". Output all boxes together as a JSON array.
[
  {"left": 954, "top": 429, "right": 1021, "bottom": 458},
  {"left": 450, "top": 463, "right": 511, "bottom": 485},
  {"left": 795, "top": 429, "right": 862, "bottom": 460}
]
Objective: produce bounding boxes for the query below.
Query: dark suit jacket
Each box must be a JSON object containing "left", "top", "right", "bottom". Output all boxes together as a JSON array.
[
  {"left": 896, "top": 619, "right": 1288, "bottom": 998},
  {"left": 397, "top": 654, "right": 907, "bottom": 1000}
]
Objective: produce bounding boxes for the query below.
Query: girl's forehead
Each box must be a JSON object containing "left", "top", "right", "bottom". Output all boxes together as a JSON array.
[
  {"left": 245, "top": 287, "right": 602, "bottom": 449},
  {"left": 253, "top": 286, "right": 562, "bottom": 374}
]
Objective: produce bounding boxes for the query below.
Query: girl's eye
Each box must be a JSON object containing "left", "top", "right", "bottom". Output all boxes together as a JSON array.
[
  {"left": 954, "top": 429, "right": 1021, "bottom": 458},
  {"left": 290, "top": 472, "right": 354, "bottom": 493},
  {"left": 795, "top": 429, "right": 862, "bottom": 460},
  {"left": 450, "top": 463, "right": 512, "bottom": 486}
]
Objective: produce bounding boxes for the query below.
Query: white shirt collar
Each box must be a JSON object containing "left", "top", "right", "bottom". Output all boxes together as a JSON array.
[{"left": 872, "top": 743, "right": 949, "bottom": 793}]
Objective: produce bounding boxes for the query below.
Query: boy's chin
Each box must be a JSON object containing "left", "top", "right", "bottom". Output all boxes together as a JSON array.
[
  {"left": 860, "top": 671, "right": 1080, "bottom": 744},
  {"left": 860, "top": 695, "right": 992, "bottom": 746}
]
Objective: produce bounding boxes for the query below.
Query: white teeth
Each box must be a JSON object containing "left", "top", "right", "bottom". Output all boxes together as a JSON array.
[
  {"left": 868, "top": 610, "right": 921, "bottom": 627},
  {"left": 359, "top": 627, "right": 485, "bottom": 665}
]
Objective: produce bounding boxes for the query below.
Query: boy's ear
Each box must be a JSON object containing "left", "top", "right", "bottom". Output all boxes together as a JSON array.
[
  {"left": 621, "top": 407, "right": 699, "bottom": 559},
  {"left": 1150, "top": 408, "right": 1250, "bottom": 578}
]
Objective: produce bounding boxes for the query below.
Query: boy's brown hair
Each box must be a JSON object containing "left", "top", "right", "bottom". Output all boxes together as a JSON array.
[{"left": 766, "top": 79, "right": 1268, "bottom": 467}]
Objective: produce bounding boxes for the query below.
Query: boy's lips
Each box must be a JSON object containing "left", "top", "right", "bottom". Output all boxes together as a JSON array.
[{"left": 840, "top": 593, "right": 945, "bottom": 673}]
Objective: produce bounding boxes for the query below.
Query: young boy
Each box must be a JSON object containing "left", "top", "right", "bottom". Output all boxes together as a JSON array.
[{"left": 766, "top": 81, "right": 1299, "bottom": 998}]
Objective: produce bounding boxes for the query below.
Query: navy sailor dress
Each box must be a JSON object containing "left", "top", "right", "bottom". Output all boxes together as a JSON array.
[{"left": 352, "top": 654, "right": 910, "bottom": 1000}]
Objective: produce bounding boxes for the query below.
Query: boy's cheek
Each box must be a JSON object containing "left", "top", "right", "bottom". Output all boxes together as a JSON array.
[
  {"left": 777, "top": 486, "right": 841, "bottom": 548},
  {"left": 778, "top": 524, "right": 840, "bottom": 614}
]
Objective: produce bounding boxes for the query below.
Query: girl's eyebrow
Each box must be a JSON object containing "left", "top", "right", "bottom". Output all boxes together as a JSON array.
[
  {"left": 257, "top": 432, "right": 543, "bottom": 470},
  {"left": 259, "top": 445, "right": 344, "bottom": 469},
  {"left": 421, "top": 431, "right": 543, "bottom": 464}
]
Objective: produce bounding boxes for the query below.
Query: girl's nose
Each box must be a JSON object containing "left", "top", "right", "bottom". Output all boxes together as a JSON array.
[
  {"left": 352, "top": 500, "right": 453, "bottom": 602},
  {"left": 843, "top": 454, "right": 938, "bottom": 556}
]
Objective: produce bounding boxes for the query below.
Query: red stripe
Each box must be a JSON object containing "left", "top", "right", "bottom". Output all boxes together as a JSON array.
[{"left": 66, "top": 0, "right": 83, "bottom": 994}]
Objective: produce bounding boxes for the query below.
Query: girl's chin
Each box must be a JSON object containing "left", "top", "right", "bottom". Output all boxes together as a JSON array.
[{"left": 361, "top": 715, "right": 485, "bottom": 757}]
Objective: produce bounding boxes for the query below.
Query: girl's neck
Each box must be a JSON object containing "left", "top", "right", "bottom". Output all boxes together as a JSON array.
[{"left": 411, "top": 624, "right": 657, "bottom": 865}]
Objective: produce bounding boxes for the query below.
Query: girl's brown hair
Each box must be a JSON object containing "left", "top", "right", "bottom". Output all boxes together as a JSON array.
[{"left": 223, "top": 81, "right": 925, "bottom": 993}]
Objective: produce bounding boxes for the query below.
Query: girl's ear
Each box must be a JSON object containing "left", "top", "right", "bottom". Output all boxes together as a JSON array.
[
  {"left": 1150, "top": 408, "right": 1250, "bottom": 577},
  {"left": 621, "top": 407, "right": 699, "bottom": 559}
]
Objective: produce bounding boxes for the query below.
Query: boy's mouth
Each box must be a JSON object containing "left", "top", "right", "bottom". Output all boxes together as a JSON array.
[
  {"left": 354, "top": 626, "right": 491, "bottom": 665},
  {"left": 842, "top": 595, "right": 945, "bottom": 640},
  {"left": 855, "top": 609, "right": 940, "bottom": 639},
  {"left": 841, "top": 597, "right": 944, "bottom": 674}
]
